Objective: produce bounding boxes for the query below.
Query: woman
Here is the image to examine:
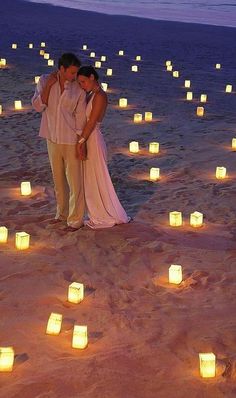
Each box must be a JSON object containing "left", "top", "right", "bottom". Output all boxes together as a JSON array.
[{"left": 77, "top": 66, "right": 130, "bottom": 229}]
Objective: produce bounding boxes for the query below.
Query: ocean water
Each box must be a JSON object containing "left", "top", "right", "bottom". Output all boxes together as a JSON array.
[{"left": 25, "top": 0, "right": 236, "bottom": 28}]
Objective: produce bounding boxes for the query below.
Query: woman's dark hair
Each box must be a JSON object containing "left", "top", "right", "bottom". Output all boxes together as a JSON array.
[
  {"left": 58, "top": 53, "right": 81, "bottom": 69},
  {"left": 77, "top": 66, "right": 99, "bottom": 80}
]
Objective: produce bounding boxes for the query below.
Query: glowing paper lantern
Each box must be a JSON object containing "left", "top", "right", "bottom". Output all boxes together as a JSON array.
[
  {"left": 20, "top": 181, "right": 32, "bottom": 196},
  {"left": 0, "top": 347, "right": 14, "bottom": 372},
  {"left": 167, "top": 65, "right": 173, "bottom": 71},
  {"left": 165, "top": 60, "right": 171, "bottom": 66},
  {"left": 0, "top": 105, "right": 2, "bottom": 114},
  {"left": 186, "top": 92, "right": 193, "bottom": 101},
  {"left": 131, "top": 65, "right": 138, "bottom": 72},
  {"left": 196, "top": 106, "right": 204, "bottom": 117},
  {"left": 185, "top": 80, "right": 191, "bottom": 88},
  {"left": 15, "top": 232, "right": 30, "bottom": 250},
  {"left": 0, "top": 226, "right": 8, "bottom": 243},
  {"left": 118, "top": 50, "right": 124, "bottom": 56},
  {"left": 150, "top": 167, "right": 160, "bottom": 181},
  {"left": 106, "top": 68, "right": 113, "bottom": 76},
  {"left": 101, "top": 56, "right": 106, "bottom": 62},
  {"left": 48, "top": 59, "right": 54, "bottom": 66},
  {"left": 28, "top": 43, "right": 33, "bottom": 49},
  {"left": 169, "top": 264, "right": 182, "bottom": 284},
  {"left": 101, "top": 82, "right": 108, "bottom": 92},
  {"left": 225, "top": 84, "right": 232, "bottom": 93},
  {"left": 14, "top": 100, "right": 22, "bottom": 110},
  {"left": 119, "top": 98, "right": 128, "bottom": 108},
  {"left": 200, "top": 94, "right": 207, "bottom": 103},
  {"left": 169, "top": 211, "right": 182, "bottom": 227},
  {"left": 72, "top": 325, "right": 88, "bottom": 349},
  {"left": 0, "top": 58, "right": 7, "bottom": 66},
  {"left": 11, "top": 43, "right": 17, "bottom": 49},
  {"left": 82, "top": 44, "right": 87, "bottom": 50},
  {"left": 95, "top": 61, "right": 101, "bottom": 68},
  {"left": 129, "top": 141, "right": 139, "bottom": 153},
  {"left": 39, "top": 50, "right": 45, "bottom": 56},
  {"left": 133, "top": 113, "right": 142, "bottom": 123},
  {"left": 136, "top": 55, "right": 141, "bottom": 61},
  {"left": 215, "top": 63, "right": 221, "bottom": 69},
  {"left": 46, "top": 313, "right": 62, "bottom": 335},
  {"left": 44, "top": 53, "right": 50, "bottom": 59},
  {"left": 68, "top": 282, "right": 84, "bottom": 304},
  {"left": 173, "top": 71, "right": 179, "bottom": 78},
  {"left": 199, "top": 353, "right": 216, "bottom": 378},
  {"left": 231, "top": 138, "right": 236, "bottom": 150},
  {"left": 216, "top": 166, "right": 226, "bottom": 179},
  {"left": 145, "top": 112, "right": 153, "bottom": 121},
  {"left": 190, "top": 211, "right": 203, "bottom": 227},
  {"left": 90, "top": 52, "right": 95, "bottom": 58},
  {"left": 34, "top": 76, "right": 40, "bottom": 84},
  {"left": 149, "top": 142, "right": 159, "bottom": 154},
  {"left": 40, "top": 42, "right": 46, "bottom": 47}
]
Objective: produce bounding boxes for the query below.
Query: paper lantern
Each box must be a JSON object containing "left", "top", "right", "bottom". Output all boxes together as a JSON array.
[
  {"left": 149, "top": 142, "right": 159, "bottom": 154},
  {"left": 136, "top": 55, "right": 141, "bottom": 61},
  {"left": 173, "top": 71, "right": 179, "bottom": 78},
  {"left": 14, "top": 100, "right": 22, "bottom": 110},
  {"left": 185, "top": 80, "right": 191, "bottom": 88},
  {"left": 129, "top": 141, "right": 139, "bottom": 153},
  {"left": 186, "top": 92, "right": 193, "bottom": 101},
  {"left": 90, "top": 52, "right": 95, "bottom": 58},
  {"left": 169, "top": 264, "right": 182, "bottom": 284},
  {"left": 231, "top": 138, "right": 236, "bottom": 150},
  {"left": 133, "top": 113, "right": 142, "bottom": 123},
  {"left": 216, "top": 166, "right": 226, "bottom": 179},
  {"left": 225, "top": 84, "right": 232, "bottom": 93},
  {"left": 118, "top": 50, "right": 124, "bottom": 56},
  {"left": 48, "top": 60, "right": 54, "bottom": 66},
  {"left": 21, "top": 181, "right": 32, "bottom": 196},
  {"left": 106, "top": 68, "right": 113, "bottom": 76},
  {"left": 46, "top": 313, "right": 62, "bottom": 335},
  {"left": 11, "top": 43, "right": 17, "bottom": 49},
  {"left": 101, "top": 82, "right": 108, "bottom": 92},
  {"left": 200, "top": 94, "right": 207, "bottom": 103},
  {"left": 72, "top": 325, "right": 88, "bottom": 349},
  {"left": 0, "top": 347, "right": 14, "bottom": 372},
  {"left": 169, "top": 211, "right": 182, "bottom": 227},
  {"left": 196, "top": 106, "right": 204, "bottom": 117},
  {"left": 28, "top": 43, "right": 33, "bottom": 49},
  {"left": 119, "top": 98, "right": 128, "bottom": 108},
  {"left": 199, "top": 353, "right": 216, "bottom": 378},
  {"left": 0, "top": 58, "right": 7, "bottom": 66},
  {"left": 39, "top": 50, "right": 45, "bottom": 56},
  {"left": 167, "top": 65, "right": 173, "bottom": 71},
  {"left": 190, "top": 211, "right": 203, "bottom": 227},
  {"left": 82, "top": 44, "right": 87, "bottom": 50},
  {"left": 165, "top": 60, "right": 171, "bottom": 66},
  {"left": 40, "top": 42, "right": 46, "bottom": 47},
  {"left": 34, "top": 76, "right": 40, "bottom": 84},
  {"left": 44, "top": 53, "right": 50, "bottom": 59},
  {"left": 0, "top": 227, "right": 8, "bottom": 243},
  {"left": 145, "top": 112, "right": 153, "bottom": 121},
  {"left": 95, "top": 61, "right": 101, "bottom": 68},
  {"left": 15, "top": 232, "right": 30, "bottom": 250},
  {"left": 150, "top": 167, "right": 160, "bottom": 181},
  {"left": 101, "top": 55, "right": 106, "bottom": 62},
  {"left": 68, "top": 282, "right": 84, "bottom": 304},
  {"left": 131, "top": 65, "right": 138, "bottom": 72},
  {"left": 0, "top": 105, "right": 2, "bottom": 114},
  {"left": 215, "top": 63, "right": 221, "bottom": 69}
]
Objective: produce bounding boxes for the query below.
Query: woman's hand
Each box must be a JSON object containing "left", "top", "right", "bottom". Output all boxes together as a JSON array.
[{"left": 76, "top": 142, "right": 87, "bottom": 160}]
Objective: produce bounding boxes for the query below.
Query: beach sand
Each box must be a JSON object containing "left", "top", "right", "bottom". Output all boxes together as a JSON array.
[{"left": 1, "top": 1, "right": 236, "bottom": 397}]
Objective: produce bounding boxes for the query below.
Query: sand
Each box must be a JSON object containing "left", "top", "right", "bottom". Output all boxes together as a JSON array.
[{"left": 0, "top": 0, "right": 236, "bottom": 397}]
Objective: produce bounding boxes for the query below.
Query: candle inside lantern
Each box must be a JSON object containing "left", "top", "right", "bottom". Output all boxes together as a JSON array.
[
  {"left": 129, "top": 141, "right": 139, "bottom": 153},
  {"left": 149, "top": 142, "right": 159, "bottom": 154},
  {"left": 169, "top": 264, "right": 182, "bottom": 284},
  {"left": 0, "top": 226, "right": 8, "bottom": 243},
  {"left": 131, "top": 65, "right": 138, "bottom": 72},
  {"left": 11, "top": 43, "right": 17, "bottom": 49},
  {"left": 184, "top": 80, "right": 191, "bottom": 88},
  {"left": 14, "top": 100, "right": 22, "bottom": 110},
  {"left": 15, "top": 232, "right": 30, "bottom": 250},
  {"left": 150, "top": 167, "right": 160, "bottom": 181},
  {"left": 90, "top": 52, "right": 95, "bottom": 58},
  {"left": 215, "top": 63, "right": 221, "bottom": 69},
  {"left": 68, "top": 282, "right": 84, "bottom": 304},
  {"left": 196, "top": 106, "right": 204, "bottom": 117},
  {"left": 95, "top": 61, "right": 101, "bottom": 68},
  {"left": 136, "top": 55, "right": 141, "bottom": 61},
  {"left": 167, "top": 65, "right": 173, "bottom": 71},
  {"left": 72, "top": 325, "right": 88, "bottom": 349},
  {"left": 133, "top": 113, "right": 142, "bottom": 123},
  {"left": 101, "top": 56, "right": 106, "bottom": 62},
  {"left": 0, "top": 105, "right": 2, "bottom": 115},
  {"left": 0, "top": 347, "right": 14, "bottom": 372},
  {"left": 40, "top": 50, "right": 45, "bottom": 56},
  {"left": 200, "top": 94, "right": 207, "bottom": 103},
  {"left": 34, "top": 76, "right": 40, "bottom": 84},
  {"left": 165, "top": 60, "right": 171, "bottom": 66},
  {"left": 199, "top": 353, "right": 216, "bottom": 378},
  {"left": 46, "top": 313, "right": 62, "bottom": 335},
  {"left": 21, "top": 181, "right": 32, "bottom": 196},
  {"left": 48, "top": 59, "right": 54, "bottom": 66},
  {"left": 118, "top": 50, "right": 124, "bottom": 56},
  {"left": 216, "top": 166, "right": 226, "bottom": 179},
  {"left": 173, "top": 71, "right": 179, "bottom": 78},
  {"left": 225, "top": 84, "right": 232, "bottom": 93},
  {"left": 44, "top": 53, "right": 50, "bottom": 59},
  {"left": 82, "top": 44, "right": 87, "bottom": 50},
  {"left": 40, "top": 42, "right": 46, "bottom": 47},
  {"left": 0, "top": 58, "right": 7, "bottom": 66},
  {"left": 190, "top": 211, "right": 203, "bottom": 227},
  {"left": 145, "top": 112, "right": 153, "bottom": 121},
  {"left": 106, "top": 68, "right": 113, "bottom": 76},
  {"left": 231, "top": 138, "right": 236, "bottom": 150},
  {"left": 28, "top": 43, "right": 33, "bottom": 49},
  {"left": 169, "top": 211, "right": 182, "bottom": 227},
  {"left": 101, "top": 82, "right": 108, "bottom": 92},
  {"left": 186, "top": 92, "right": 193, "bottom": 101},
  {"left": 119, "top": 98, "right": 128, "bottom": 108}
]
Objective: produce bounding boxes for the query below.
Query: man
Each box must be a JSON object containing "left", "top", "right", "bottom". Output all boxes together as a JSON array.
[{"left": 32, "top": 53, "right": 86, "bottom": 230}]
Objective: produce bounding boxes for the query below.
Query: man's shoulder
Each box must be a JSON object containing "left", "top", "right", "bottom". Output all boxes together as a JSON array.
[{"left": 70, "top": 81, "right": 86, "bottom": 97}]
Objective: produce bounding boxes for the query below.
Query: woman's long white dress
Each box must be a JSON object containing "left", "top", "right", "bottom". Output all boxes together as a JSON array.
[{"left": 83, "top": 94, "right": 130, "bottom": 229}]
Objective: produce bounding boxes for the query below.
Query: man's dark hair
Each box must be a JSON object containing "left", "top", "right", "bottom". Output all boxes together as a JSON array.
[{"left": 58, "top": 53, "right": 81, "bottom": 70}]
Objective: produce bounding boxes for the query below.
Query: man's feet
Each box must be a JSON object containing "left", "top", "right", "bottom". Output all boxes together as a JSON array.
[
  {"left": 63, "top": 225, "right": 82, "bottom": 232},
  {"left": 47, "top": 218, "right": 65, "bottom": 225}
]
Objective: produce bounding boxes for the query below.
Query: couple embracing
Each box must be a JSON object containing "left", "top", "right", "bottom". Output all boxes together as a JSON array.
[{"left": 32, "top": 53, "right": 130, "bottom": 231}]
